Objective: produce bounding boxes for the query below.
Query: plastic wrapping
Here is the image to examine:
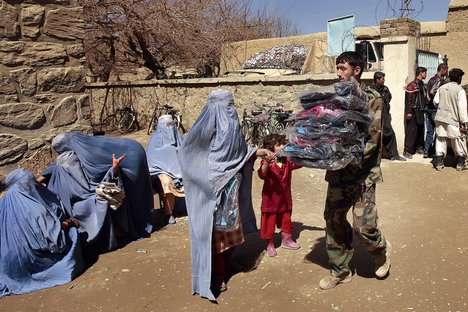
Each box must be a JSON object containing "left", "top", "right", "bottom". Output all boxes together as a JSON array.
[
  {"left": 299, "top": 91, "right": 335, "bottom": 109},
  {"left": 214, "top": 173, "right": 242, "bottom": 232},
  {"left": 289, "top": 155, "right": 354, "bottom": 171},
  {"left": 280, "top": 77, "right": 372, "bottom": 170},
  {"left": 288, "top": 121, "right": 361, "bottom": 142},
  {"left": 334, "top": 77, "right": 368, "bottom": 100},
  {"left": 279, "top": 140, "right": 365, "bottom": 170},
  {"left": 291, "top": 104, "right": 372, "bottom": 126},
  {"left": 330, "top": 94, "right": 368, "bottom": 112},
  {"left": 243, "top": 44, "right": 308, "bottom": 71}
]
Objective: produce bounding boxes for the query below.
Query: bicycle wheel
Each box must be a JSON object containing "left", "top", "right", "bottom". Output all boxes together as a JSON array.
[
  {"left": 172, "top": 115, "right": 185, "bottom": 134},
  {"left": 175, "top": 115, "right": 187, "bottom": 134},
  {"left": 269, "top": 119, "right": 281, "bottom": 134},
  {"left": 178, "top": 122, "right": 186, "bottom": 134},
  {"left": 258, "top": 124, "right": 270, "bottom": 145},
  {"left": 147, "top": 114, "right": 158, "bottom": 135},
  {"left": 241, "top": 120, "right": 251, "bottom": 144},
  {"left": 101, "top": 115, "right": 116, "bottom": 134},
  {"left": 118, "top": 112, "right": 135, "bottom": 133},
  {"left": 252, "top": 122, "right": 266, "bottom": 146},
  {"left": 251, "top": 124, "right": 259, "bottom": 146}
]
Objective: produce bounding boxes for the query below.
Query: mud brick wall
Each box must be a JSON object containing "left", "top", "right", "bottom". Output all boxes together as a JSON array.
[
  {"left": 380, "top": 18, "right": 421, "bottom": 38},
  {"left": 0, "top": 0, "right": 89, "bottom": 174}
]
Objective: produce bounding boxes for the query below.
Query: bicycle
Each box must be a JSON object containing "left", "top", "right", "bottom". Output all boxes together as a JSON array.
[
  {"left": 241, "top": 108, "right": 270, "bottom": 146},
  {"left": 93, "top": 106, "right": 140, "bottom": 135},
  {"left": 269, "top": 107, "right": 294, "bottom": 134},
  {"left": 147, "top": 104, "right": 186, "bottom": 135}
]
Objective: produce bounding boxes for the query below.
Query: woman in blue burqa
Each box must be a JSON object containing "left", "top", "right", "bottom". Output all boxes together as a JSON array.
[
  {"left": 146, "top": 114, "right": 185, "bottom": 224},
  {"left": 0, "top": 168, "right": 84, "bottom": 297},
  {"left": 42, "top": 132, "right": 153, "bottom": 252},
  {"left": 178, "top": 89, "right": 275, "bottom": 301}
]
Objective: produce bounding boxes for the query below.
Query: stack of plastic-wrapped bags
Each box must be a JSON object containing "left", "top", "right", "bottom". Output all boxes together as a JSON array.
[
  {"left": 243, "top": 44, "right": 308, "bottom": 71},
  {"left": 279, "top": 78, "right": 373, "bottom": 170}
]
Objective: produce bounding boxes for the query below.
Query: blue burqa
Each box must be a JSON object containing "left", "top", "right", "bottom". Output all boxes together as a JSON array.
[
  {"left": 146, "top": 114, "right": 183, "bottom": 179},
  {"left": 178, "top": 90, "right": 257, "bottom": 300},
  {"left": 47, "top": 132, "right": 153, "bottom": 245},
  {"left": 0, "top": 169, "right": 84, "bottom": 297},
  {"left": 43, "top": 151, "right": 121, "bottom": 252}
]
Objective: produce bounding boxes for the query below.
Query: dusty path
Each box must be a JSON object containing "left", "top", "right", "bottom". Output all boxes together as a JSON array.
[{"left": 1, "top": 131, "right": 467, "bottom": 312}]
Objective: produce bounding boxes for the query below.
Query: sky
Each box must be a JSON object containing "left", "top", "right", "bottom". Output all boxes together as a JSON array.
[{"left": 254, "top": 0, "right": 451, "bottom": 35}]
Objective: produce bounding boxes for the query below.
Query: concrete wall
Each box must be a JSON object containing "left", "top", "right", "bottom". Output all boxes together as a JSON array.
[
  {"left": 0, "top": 0, "right": 89, "bottom": 175},
  {"left": 379, "top": 18, "right": 421, "bottom": 152}
]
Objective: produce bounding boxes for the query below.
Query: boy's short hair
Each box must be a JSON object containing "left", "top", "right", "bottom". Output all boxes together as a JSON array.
[
  {"left": 448, "top": 68, "right": 465, "bottom": 82},
  {"left": 262, "top": 133, "right": 287, "bottom": 152},
  {"left": 336, "top": 51, "right": 365, "bottom": 78}
]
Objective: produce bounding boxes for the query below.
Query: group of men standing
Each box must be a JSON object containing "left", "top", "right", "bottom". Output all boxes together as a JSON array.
[{"left": 369, "top": 64, "right": 467, "bottom": 171}]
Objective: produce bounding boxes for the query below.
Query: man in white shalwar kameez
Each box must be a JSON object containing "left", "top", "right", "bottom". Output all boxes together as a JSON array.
[{"left": 433, "top": 68, "right": 468, "bottom": 171}]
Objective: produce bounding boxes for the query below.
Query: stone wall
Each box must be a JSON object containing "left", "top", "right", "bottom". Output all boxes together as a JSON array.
[
  {"left": 86, "top": 74, "right": 363, "bottom": 133},
  {"left": 0, "top": 0, "right": 89, "bottom": 175}
]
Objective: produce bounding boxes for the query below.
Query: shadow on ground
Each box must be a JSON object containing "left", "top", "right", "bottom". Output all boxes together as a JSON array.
[{"left": 304, "top": 232, "right": 380, "bottom": 278}]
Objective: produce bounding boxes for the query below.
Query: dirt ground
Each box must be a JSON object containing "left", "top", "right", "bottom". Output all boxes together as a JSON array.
[{"left": 1, "top": 130, "right": 467, "bottom": 312}]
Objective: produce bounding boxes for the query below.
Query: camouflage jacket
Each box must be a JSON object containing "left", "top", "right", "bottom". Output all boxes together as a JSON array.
[{"left": 325, "top": 85, "right": 383, "bottom": 186}]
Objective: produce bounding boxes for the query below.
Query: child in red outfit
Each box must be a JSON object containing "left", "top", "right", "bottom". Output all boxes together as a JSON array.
[{"left": 258, "top": 134, "right": 301, "bottom": 257}]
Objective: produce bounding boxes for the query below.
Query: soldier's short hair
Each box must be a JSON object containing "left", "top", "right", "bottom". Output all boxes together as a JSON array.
[
  {"left": 373, "top": 71, "right": 385, "bottom": 82},
  {"left": 336, "top": 51, "right": 365, "bottom": 78}
]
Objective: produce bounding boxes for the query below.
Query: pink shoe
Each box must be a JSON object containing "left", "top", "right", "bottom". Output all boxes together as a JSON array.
[
  {"left": 266, "top": 239, "right": 277, "bottom": 257},
  {"left": 281, "top": 232, "right": 300, "bottom": 250}
]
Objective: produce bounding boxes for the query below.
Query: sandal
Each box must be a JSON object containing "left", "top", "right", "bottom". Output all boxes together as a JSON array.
[{"left": 220, "top": 281, "right": 227, "bottom": 292}]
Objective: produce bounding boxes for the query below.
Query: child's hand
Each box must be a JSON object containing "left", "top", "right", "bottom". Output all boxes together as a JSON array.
[{"left": 256, "top": 148, "right": 276, "bottom": 163}]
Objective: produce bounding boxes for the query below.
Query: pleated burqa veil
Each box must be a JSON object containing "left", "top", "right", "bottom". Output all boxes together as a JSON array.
[
  {"left": 0, "top": 169, "right": 83, "bottom": 297},
  {"left": 178, "top": 90, "right": 257, "bottom": 300},
  {"left": 146, "top": 114, "right": 183, "bottom": 178},
  {"left": 48, "top": 132, "right": 153, "bottom": 240}
]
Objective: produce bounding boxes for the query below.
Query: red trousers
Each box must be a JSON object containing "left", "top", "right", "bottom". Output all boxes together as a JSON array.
[{"left": 260, "top": 211, "right": 293, "bottom": 239}]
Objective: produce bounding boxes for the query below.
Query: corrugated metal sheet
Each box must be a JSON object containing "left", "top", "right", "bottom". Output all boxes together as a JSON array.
[{"left": 417, "top": 50, "right": 440, "bottom": 82}]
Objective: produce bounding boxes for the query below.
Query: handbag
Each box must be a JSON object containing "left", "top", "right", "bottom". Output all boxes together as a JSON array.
[{"left": 213, "top": 173, "right": 242, "bottom": 231}]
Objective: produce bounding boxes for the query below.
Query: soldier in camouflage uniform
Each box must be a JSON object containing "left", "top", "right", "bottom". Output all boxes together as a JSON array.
[{"left": 319, "top": 51, "right": 392, "bottom": 290}]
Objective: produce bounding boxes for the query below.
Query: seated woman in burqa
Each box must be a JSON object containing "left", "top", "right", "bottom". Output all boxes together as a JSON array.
[
  {"left": 42, "top": 132, "right": 154, "bottom": 252},
  {"left": 0, "top": 168, "right": 84, "bottom": 297},
  {"left": 146, "top": 114, "right": 185, "bottom": 224},
  {"left": 41, "top": 149, "right": 126, "bottom": 252}
]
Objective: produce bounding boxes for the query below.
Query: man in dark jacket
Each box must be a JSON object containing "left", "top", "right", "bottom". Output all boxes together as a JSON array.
[
  {"left": 424, "top": 64, "right": 448, "bottom": 157},
  {"left": 370, "top": 72, "right": 406, "bottom": 161},
  {"left": 404, "top": 67, "right": 427, "bottom": 159}
]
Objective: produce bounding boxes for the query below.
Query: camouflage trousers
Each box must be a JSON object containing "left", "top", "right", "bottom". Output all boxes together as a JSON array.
[{"left": 324, "top": 183, "right": 387, "bottom": 277}]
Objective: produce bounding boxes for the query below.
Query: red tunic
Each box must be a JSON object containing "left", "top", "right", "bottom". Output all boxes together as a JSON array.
[{"left": 258, "top": 158, "right": 301, "bottom": 213}]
